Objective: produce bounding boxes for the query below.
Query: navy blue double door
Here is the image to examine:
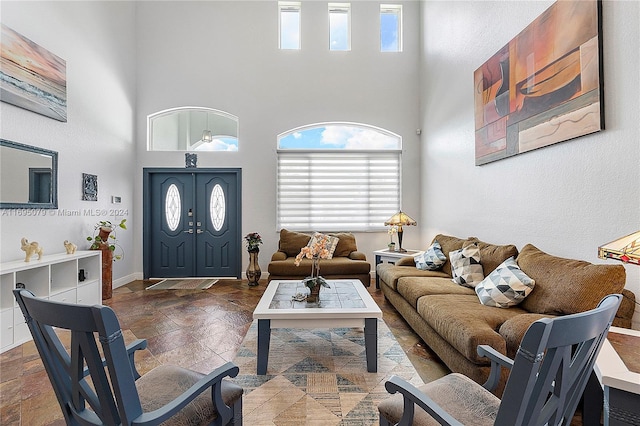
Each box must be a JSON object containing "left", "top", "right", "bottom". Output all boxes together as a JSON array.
[{"left": 143, "top": 168, "right": 241, "bottom": 279}]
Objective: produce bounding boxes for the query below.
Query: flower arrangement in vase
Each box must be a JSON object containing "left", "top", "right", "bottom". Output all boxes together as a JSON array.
[
  {"left": 244, "top": 232, "right": 263, "bottom": 253},
  {"left": 294, "top": 233, "right": 332, "bottom": 302},
  {"left": 388, "top": 225, "right": 398, "bottom": 251}
]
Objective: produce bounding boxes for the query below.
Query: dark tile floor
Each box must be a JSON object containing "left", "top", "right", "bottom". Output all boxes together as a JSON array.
[{"left": 0, "top": 279, "right": 448, "bottom": 425}]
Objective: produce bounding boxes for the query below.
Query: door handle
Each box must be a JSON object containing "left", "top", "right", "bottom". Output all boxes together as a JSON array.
[
  {"left": 196, "top": 229, "right": 204, "bottom": 234},
  {"left": 184, "top": 229, "right": 193, "bottom": 234}
]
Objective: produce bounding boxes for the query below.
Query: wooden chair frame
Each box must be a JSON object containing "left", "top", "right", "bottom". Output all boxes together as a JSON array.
[
  {"left": 381, "top": 294, "right": 622, "bottom": 426},
  {"left": 14, "top": 289, "right": 242, "bottom": 425}
]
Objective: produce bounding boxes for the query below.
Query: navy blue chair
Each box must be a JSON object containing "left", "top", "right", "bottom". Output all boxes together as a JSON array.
[
  {"left": 14, "top": 289, "right": 243, "bottom": 425},
  {"left": 378, "top": 294, "right": 622, "bottom": 426}
]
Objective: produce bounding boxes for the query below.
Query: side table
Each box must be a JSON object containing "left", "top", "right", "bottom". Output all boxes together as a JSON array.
[
  {"left": 373, "top": 248, "right": 423, "bottom": 289},
  {"left": 596, "top": 326, "right": 640, "bottom": 426},
  {"left": 585, "top": 326, "right": 640, "bottom": 426}
]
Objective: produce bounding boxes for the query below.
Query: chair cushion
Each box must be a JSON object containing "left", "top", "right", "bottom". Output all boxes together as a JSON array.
[
  {"left": 378, "top": 373, "right": 499, "bottom": 426},
  {"left": 278, "top": 229, "right": 311, "bottom": 257},
  {"left": 268, "top": 256, "right": 371, "bottom": 276},
  {"left": 136, "top": 364, "right": 243, "bottom": 425},
  {"left": 475, "top": 257, "right": 535, "bottom": 308},
  {"left": 517, "top": 244, "right": 626, "bottom": 315},
  {"left": 329, "top": 232, "right": 358, "bottom": 257}
]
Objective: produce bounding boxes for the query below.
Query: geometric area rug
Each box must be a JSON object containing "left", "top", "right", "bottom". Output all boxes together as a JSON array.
[{"left": 232, "top": 319, "right": 424, "bottom": 425}]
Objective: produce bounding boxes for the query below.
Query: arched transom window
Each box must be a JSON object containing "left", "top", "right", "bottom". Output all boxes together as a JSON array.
[{"left": 147, "top": 107, "right": 238, "bottom": 152}]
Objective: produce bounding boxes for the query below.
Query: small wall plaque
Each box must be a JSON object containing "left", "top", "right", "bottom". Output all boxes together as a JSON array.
[
  {"left": 82, "top": 173, "right": 98, "bottom": 201},
  {"left": 185, "top": 153, "right": 197, "bottom": 168}
]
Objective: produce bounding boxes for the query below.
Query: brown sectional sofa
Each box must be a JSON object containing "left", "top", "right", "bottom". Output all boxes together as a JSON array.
[
  {"left": 377, "top": 234, "right": 636, "bottom": 394},
  {"left": 267, "top": 229, "right": 372, "bottom": 286}
]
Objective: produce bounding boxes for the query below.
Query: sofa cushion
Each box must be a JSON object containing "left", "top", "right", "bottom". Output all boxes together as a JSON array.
[
  {"left": 377, "top": 263, "right": 449, "bottom": 291},
  {"left": 517, "top": 244, "right": 626, "bottom": 315},
  {"left": 329, "top": 232, "right": 358, "bottom": 257},
  {"left": 475, "top": 257, "right": 535, "bottom": 308},
  {"left": 415, "top": 241, "right": 447, "bottom": 271},
  {"left": 450, "top": 242, "right": 484, "bottom": 288},
  {"left": 416, "top": 295, "right": 526, "bottom": 363},
  {"left": 279, "top": 229, "right": 311, "bottom": 257},
  {"left": 397, "top": 277, "right": 475, "bottom": 308},
  {"left": 499, "top": 313, "right": 556, "bottom": 358},
  {"left": 473, "top": 239, "right": 519, "bottom": 276}
]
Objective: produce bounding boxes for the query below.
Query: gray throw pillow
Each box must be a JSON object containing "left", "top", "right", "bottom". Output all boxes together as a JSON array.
[
  {"left": 450, "top": 242, "right": 484, "bottom": 287},
  {"left": 415, "top": 240, "right": 446, "bottom": 270},
  {"left": 475, "top": 257, "right": 535, "bottom": 308}
]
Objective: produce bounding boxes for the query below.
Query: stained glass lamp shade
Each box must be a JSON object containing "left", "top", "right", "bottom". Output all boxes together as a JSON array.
[{"left": 598, "top": 231, "right": 640, "bottom": 265}]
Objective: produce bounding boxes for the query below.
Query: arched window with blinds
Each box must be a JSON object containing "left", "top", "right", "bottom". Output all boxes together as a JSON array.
[{"left": 277, "top": 123, "right": 402, "bottom": 232}]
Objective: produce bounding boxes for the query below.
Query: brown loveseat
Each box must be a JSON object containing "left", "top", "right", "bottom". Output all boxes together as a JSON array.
[
  {"left": 377, "top": 234, "right": 636, "bottom": 394},
  {"left": 267, "top": 229, "right": 372, "bottom": 286}
]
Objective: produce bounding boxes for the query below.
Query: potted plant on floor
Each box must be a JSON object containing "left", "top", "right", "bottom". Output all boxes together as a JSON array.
[{"left": 87, "top": 219, "right": 127, "bottom": 260}]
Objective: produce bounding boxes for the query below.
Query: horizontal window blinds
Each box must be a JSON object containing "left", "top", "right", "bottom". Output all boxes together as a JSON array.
[{"left": 277, "top": 151, "right": 400, "bottom": 231}]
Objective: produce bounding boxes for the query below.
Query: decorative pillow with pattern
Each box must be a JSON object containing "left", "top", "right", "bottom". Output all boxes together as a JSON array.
[
  {"left": 308, "top": 232, "right": 339, "bottom": 259},
  {"left": 449, "top": 242, "right": 484, "bottom": 287},
  {"left": 415, "top": 241, "right": 447, "bottom": 270},
  {"left": 475, "top": 257, "right": 535, "bottom": 308}
]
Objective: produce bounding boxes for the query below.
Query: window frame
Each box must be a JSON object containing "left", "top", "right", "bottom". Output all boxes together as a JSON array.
[
  {"left": 328, "top": 3, "right": 351, "bottom": 52},
  {"left": 279, "top": 1, "right": 301, "bottom": 50},
  {"left": 380, "top": 4, "right": 403, "bottom": 53}
]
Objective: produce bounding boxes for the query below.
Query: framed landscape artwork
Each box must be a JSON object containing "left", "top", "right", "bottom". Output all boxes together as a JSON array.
[
  {"left": 474, "top": 0, "right": 603, "bottom": 166},
  {"left": 0, "top": 23, "right": 67, "bottom": 122}
]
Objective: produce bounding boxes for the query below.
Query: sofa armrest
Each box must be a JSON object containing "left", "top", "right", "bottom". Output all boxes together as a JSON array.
[
  {"left": 477, "top": 344, "right": 514, "bottom": 391},
  {"left": 271, "top": 251, "right": 288, "bottom": 261},
  {"left": 348, "top": 251, "right": 367, "bottom": 261},
  {"left": 396, "top": 256, "right": 415, "bottom": 266}
]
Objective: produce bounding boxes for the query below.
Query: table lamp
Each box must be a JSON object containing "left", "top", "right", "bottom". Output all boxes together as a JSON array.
[
  {"left": 384, "top": 210, "right": 417, "bottom": 253},
  {"left": 598, "top": 231, "right": 640, "bottom": 265}
]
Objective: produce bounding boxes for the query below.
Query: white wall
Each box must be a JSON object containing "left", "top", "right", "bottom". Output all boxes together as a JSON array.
[
  {"left": 0, "top": 1, "right": 137, "bottom": 285},
  {"left": 133, "top": 1, "right": 423, "bottom": 272},
  {"left": 420, "top": 0, "right": 640, "bottom": 327}
]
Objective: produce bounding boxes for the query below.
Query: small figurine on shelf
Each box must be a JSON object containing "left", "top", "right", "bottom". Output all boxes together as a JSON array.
[
  {"left": 21, "top": 237, "right": 43, "bottom": 262},
  {"left": 64, "top": 240, "right": 77, "bottom": 254}
]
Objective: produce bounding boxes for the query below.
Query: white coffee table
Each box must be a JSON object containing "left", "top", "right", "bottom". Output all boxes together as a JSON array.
[{"left": 252, "top": 279, "right": 383, "bottom": 375}]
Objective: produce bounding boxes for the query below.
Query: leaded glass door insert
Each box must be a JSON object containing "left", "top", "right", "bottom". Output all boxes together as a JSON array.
[
  {"left": 210, "top": 184, "right": 225, "bottom": 231},
  {"left": 165, "top": 184, "right": 181, "bottom": 231}
]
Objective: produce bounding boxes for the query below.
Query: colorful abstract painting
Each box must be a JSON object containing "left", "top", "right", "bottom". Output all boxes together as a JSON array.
[
  {"left": 0, "top": 24, "right": 67, "bottom": 122},
  {"left": 474, "top": 0, "right": 603, "bottom": 165}
]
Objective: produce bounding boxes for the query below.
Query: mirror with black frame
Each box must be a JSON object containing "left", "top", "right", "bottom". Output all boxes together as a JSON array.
[{"left": 0, "top": 139, "right": 58, "bottom": 209}]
